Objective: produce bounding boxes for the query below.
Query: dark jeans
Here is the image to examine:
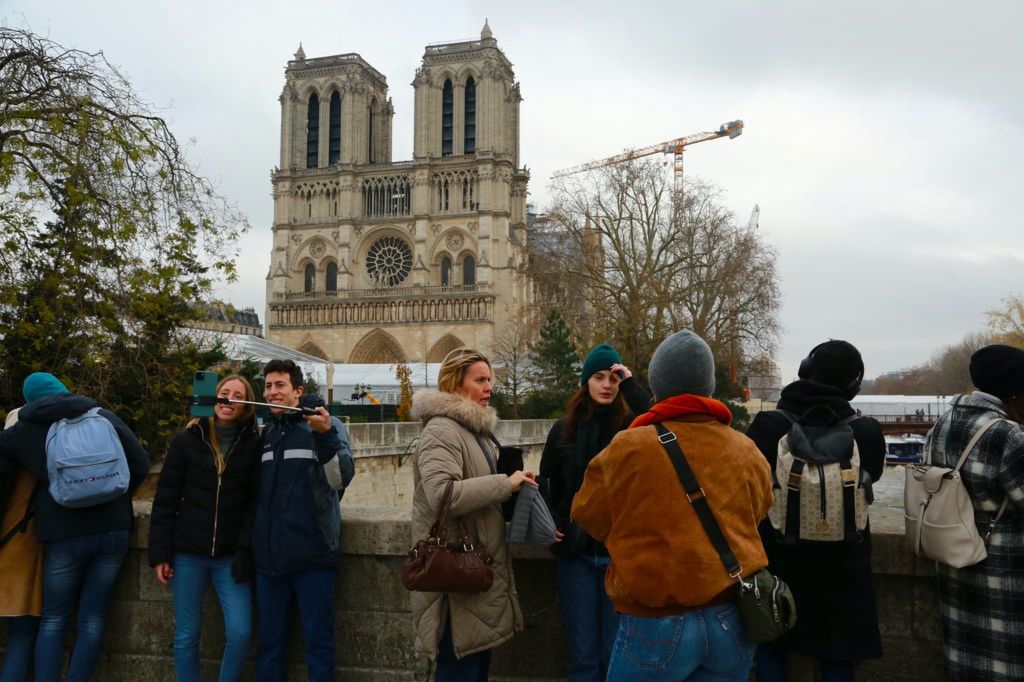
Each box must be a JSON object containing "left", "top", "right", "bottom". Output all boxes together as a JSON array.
[
  {"left": 755, "top": 645, "right": 855, "bottom": 682},
  {"left": 1, "top": 615, "right": 39, "bottom": 682},
  {"left": 34, "top": 529, "right": 130, "bottom": 682},
  {"left": 435, "top": 617, "right": 491, "bottom": 682},
  {"left": 171, "top": 553, "right": 252, "bottom": 682},
  {"left": 557, "top": 555, "right": 618, "bottom": 681},
  {"left": 255, "top": 569, "right": 335, "bottom": 682}
]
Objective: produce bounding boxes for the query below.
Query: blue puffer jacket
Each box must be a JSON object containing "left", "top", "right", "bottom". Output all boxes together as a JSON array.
[{"left": 252, "top": 412, "right": 355, "bottom": 575}]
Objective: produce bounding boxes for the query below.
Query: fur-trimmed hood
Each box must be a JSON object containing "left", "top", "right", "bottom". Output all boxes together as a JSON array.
[{"left": 410, "top": 389, "right": 498, "bottom": 435}]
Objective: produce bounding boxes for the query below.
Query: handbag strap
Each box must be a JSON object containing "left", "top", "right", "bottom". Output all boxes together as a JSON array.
[
  {"left": 654, "top": 423, "right": 743, "bottom": 581},
  {"left": 951, "top": 418, "right": 1002, "bottom": 473},
  {"left": 429, "top": 481, "right": 456, "bottom": 542}
]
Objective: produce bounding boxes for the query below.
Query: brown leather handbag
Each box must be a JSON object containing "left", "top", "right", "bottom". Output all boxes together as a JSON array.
[{"left": 402, "top": 481, "right": 495, "bottom": 593}]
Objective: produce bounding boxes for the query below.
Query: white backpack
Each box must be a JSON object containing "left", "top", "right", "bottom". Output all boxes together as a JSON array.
[
  {"left": 904, "top": 417, "right": 1009, "bottom": 568},
  {"left": 767, "top": 409, "right": 870, "bottom": 543},
  {"left": 45, "top": 407, "right": 129, "bottom": 508}
]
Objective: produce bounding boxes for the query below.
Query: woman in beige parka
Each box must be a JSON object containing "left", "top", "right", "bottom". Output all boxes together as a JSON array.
[{"left": 410, "top": 348, "right": 535, "bottom": 680}]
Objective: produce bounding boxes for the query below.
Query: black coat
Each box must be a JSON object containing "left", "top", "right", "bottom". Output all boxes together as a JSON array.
[
  {"left": 746, "top": 380, "right": 885, "bottom": 662},
  {"left": 148, "top": 418, "right": 261, "bottom": 566},
  {"left": 0, "top": 394, "right": 150, "bottom": 542},
  {"left": 539, "top": 376, "right": 650, "bottom": 558}
]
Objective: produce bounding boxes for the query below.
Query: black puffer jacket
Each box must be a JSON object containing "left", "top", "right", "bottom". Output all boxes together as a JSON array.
[{"left": 148, "top": 417, "right": 261, "bottom": 566}]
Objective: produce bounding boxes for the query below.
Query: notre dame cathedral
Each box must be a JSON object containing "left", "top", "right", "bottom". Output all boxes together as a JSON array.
[{"left": 264, "top": 21, "right": 532, "bottom": 364}]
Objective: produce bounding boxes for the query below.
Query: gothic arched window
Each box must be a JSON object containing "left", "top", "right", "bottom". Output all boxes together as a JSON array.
[
  {"left": 303, "top": 263, "right": 316, "bottom": 292},
  {"left": 328, "top": 91, "right": 341, "bottom": 165},
  {"left": 326, "top": 261, "right": 338, "bottom": 291},
  {"left": 464, "top": 77, "right": 476, "bottom": 154},
  {"left": 306, "top": 93, "right": 319, "bottom": 168},
  {"left": 441, "top": 79, "right": 453, "bottom": 157},
  {"left": 462, "top": 255, "right": 476, "bottom": 286},
  {"left": 368, "top": 99, "right": 378, "bottom": 164},
  {"left": 440, "top": 256, "right": 452, "bottom": 286}
]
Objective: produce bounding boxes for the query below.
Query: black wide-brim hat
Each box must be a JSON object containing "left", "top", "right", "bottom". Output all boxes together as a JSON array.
[{"left": 969, "top": 344, "right": 1024, "bottom": 400}]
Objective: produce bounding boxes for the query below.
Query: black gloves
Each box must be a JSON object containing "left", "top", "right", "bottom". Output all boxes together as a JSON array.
[{"left": 230, "top": 549, "right": 254, "bottom": 584}]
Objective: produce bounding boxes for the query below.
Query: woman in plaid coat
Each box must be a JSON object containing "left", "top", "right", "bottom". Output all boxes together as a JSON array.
[{"left": 928, "top": 344, "right": 1024, "bottom": 681}]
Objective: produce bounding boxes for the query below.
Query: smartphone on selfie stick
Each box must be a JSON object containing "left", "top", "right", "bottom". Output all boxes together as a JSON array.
[{"left": 190, "top": 371, "right": 318, "bottom": 417}]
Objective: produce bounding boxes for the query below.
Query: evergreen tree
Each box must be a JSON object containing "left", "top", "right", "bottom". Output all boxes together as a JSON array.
[{"left": 522, "top": 310, "right": 580, "bottom": 418}]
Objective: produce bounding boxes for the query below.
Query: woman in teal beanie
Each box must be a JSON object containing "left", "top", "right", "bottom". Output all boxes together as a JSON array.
[{"left": 539, "top": 343, "right": 650, "bottom": 681}]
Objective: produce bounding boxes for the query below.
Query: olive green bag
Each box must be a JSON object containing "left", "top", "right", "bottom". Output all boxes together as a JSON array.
[{"left": 655, "top": 424, "right": 797, "bottom": 642}]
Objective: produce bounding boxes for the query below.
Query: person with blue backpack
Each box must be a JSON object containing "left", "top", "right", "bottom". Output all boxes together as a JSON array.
[
  {"left": 0, "top": 372, "right": 150, "bottom": 682},
  {"left": 251, "top": 359, "right": 355, "bottom": 682}
]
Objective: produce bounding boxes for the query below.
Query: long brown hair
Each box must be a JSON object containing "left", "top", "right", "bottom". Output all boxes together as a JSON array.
[
  {"left": 562, "top": 385, "right": 628, "bottom": 437},
  {"left": 187, "top": 374, "right": 255, "bottom": 474}
]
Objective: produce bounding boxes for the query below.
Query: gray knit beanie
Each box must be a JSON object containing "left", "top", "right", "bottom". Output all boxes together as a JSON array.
[{"left": 647, "top": 330, "right": 716, "bottom": 401}]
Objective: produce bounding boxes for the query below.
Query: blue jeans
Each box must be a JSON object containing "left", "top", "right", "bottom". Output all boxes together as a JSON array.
[
  {"left": 435, "top": 617, "right": 491, "bottom": 682},
  {"left": 1, "top": 616, "right": 39, "bottom": 682},
  {"left": 171, "top": 553, "right": 252, "bottom": 682},
  {"left": 755, "top": 645, "right": 854, "bottom": 682},
  {"left": 557, "top": 555, "right": 618, "bottom": 681},
  {"left": 255, "top": 569, "right": 335, "bottom": 682},
  {"left": 607, "top": 604, "right": 756, "bottom": 682},
  {"left": 34, "top": 530, "right": 129, "bottom": 682}
]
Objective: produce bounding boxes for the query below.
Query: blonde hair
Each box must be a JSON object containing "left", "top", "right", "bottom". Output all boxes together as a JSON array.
[
  {"left": 437, "top": 347, "right": 492, "bottom": 394},
  {"left": 187, "top": 374, "right": 255, "bottom": 474}
]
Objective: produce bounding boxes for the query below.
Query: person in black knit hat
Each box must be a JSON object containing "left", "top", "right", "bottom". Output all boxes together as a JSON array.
[
  {"left": 539, "top": 343, "right": 649, "bottom": 682},
  {"left": 930, "top": 343, "right": 1024, "bottom": 681},
  {"left": 745, "top": 340, "right": 885, "bottom": 682}
]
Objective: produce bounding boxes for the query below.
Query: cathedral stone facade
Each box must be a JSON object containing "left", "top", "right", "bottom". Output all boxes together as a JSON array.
[{"left": 265, "top": 21, "right": 531, "bottom": 364}]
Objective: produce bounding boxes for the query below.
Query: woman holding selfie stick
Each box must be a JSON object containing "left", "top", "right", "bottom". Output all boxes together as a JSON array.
[
  {"left": 149, "top": 375, "right": 262, "bottom": 682},
  {"left": 540, "top": 343, "right": 650, "bottom": 682}
]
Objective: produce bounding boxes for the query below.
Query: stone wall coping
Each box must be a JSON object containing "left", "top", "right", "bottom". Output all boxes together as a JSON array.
[{"left": 130, "top": 501, "right": 933, "bottom": 576}]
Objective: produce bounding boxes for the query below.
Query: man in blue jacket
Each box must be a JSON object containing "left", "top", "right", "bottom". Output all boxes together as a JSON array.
[
  {"left": 252, "top": 359, "right": 355, "bottom": 682},
  {"left": 0, "top": 372, "right": 150, "bottom": 682}
]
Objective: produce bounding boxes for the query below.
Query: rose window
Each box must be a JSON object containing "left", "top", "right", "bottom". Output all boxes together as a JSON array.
[{"left": 365, "top": 236, "right": 413, "bottom": 287}]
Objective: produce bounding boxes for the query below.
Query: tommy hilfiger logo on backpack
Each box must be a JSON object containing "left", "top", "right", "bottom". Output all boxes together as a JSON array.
[{"left": 45, "top": 407, "right": 129, "bottom": 508}]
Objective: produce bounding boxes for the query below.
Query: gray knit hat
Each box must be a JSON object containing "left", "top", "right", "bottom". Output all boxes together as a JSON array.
[{"left": 647, "top": 330, "right": 716, "bottom": 401}]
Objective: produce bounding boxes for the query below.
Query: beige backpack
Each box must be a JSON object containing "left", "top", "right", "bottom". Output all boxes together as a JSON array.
[
  {"left": 767, "top": 410, "right": 870, "bottom": 544},
  {"left": 904, "top": 417, "right": 1009, "bottom": 568}
]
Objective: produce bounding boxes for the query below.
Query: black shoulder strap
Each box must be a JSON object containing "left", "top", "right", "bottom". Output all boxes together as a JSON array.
[{"left": 654, "top": 423, "right": 742, "bottom": 579}]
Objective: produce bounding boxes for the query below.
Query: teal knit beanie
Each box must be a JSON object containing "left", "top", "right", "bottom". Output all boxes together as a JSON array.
[
  {"left": 580, "top": 343, "right": 622, "bottom": 386},
  {"left": 23, "top": 372, "right": 70, "bottom": 403}
]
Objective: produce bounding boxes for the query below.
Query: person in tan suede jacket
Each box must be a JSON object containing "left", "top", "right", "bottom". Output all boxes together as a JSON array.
[
  {"left": 410, "top": 348, "right": 535, "bottom": 680},
  {"left": 573, "top": 330, "right": 773, "bottom": 682}
]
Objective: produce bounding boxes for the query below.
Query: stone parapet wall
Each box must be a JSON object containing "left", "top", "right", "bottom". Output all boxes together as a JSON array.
[
  {"left": 0, "top": 499, "right": 945, "bottom": 681},
  {"left": 341, "top": 419, "right": 553, "bottom": 508}
]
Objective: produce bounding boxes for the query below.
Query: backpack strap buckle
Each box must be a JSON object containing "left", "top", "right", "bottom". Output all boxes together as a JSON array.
[{"left": 657, "top": 429, "right": 677, "bottom": 444}]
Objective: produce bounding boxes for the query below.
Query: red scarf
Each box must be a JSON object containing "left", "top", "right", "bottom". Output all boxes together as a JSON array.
[{"left": 629, "top": 394, "right": 733, "bottom": 428}]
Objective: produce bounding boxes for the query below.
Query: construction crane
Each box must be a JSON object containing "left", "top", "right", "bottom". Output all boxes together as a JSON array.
[{"left": 551, "top": 120, "right": 744, "bottom": 193}]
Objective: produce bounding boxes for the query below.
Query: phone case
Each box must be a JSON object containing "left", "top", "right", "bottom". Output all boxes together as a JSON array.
[{"left": 190, "top": 371, "right": 220, "bottom": 418}]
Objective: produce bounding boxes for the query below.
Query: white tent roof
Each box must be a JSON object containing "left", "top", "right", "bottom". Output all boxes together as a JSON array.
[{"left": 330, "top": 363, "right": 441, "bottom": 389}]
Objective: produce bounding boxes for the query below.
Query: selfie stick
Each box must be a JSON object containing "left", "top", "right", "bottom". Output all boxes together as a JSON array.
[{"left": 192, "top": 395, "right": 319, "bottom": 416}]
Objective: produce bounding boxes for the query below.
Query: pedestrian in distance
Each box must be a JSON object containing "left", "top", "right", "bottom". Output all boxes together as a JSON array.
[
  {"left": 148, "top": 374, "right": 262, "bottom": 682},
  {"left": 539, "top": 342, "right": 649, "bottom": 682},
  {"left": 0, "top": 405, "right": 43, "bottom": 682},
  {"left": 745, "top": 340, "right": 885, "bottom": 682},
  {"left": 0, "top": 372, "right": 150, "bottom": 682},
  {"left": 573, "top": 330, "right": 773, "bottom": 682},
  {"left": 410, "top": 347, "right": 535, "bottom": 681},
  {"left": 928, "top": 344, "right": 1024, "bottom": 681},
  {"left": 251, "top": 359, "right": 355, "bottom": 682}
]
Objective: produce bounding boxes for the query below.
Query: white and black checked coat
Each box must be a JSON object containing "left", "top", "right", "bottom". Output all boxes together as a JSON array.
[{"left": 927, "top": 392, "right": 1024, "bottom": 681}]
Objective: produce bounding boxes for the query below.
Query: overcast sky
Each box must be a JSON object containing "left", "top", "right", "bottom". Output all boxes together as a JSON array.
[{"left": 10, "top": 0, "right": 1023, "bottom": 382}]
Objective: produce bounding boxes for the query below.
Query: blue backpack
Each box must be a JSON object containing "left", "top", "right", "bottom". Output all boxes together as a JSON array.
[{"left": 45, "top": 407, "right": 129, "bottom": 508}]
